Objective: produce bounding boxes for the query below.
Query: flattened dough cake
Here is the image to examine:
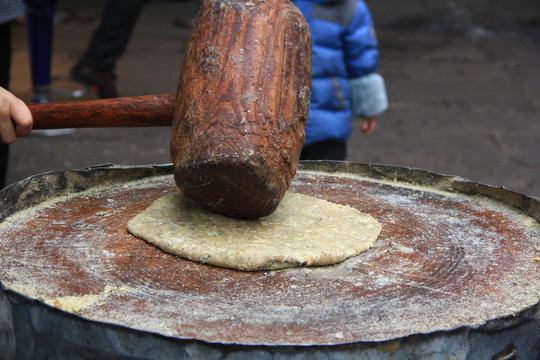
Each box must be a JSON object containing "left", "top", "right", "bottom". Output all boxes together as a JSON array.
[{"left": 127, "top": 192, "right": 381, "bottom": 271}]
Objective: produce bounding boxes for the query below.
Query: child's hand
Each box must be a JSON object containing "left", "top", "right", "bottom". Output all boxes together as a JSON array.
[
  {"left": 361, "top": 117, "right": 377, "bottom": 135},
  {"left": 0, "top": 87, "right": 33, "bottom": 144}
]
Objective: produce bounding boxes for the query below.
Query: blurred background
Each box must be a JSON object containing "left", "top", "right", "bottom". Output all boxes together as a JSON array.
[{"left": 7, "top": 0, "right": 540, "bottom": 198}]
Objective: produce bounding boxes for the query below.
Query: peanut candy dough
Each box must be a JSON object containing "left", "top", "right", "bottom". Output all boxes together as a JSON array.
[{"left": 127, "top": 192, "right": 382, "bottom": 271}]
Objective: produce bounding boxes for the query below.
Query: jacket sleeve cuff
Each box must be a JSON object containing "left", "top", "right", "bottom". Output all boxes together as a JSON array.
[{"left": 350, "top": 73, "right": 389, "bottom": 118}]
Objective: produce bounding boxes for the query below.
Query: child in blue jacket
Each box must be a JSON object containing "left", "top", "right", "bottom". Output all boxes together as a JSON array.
[{"left": 294, "top": 0, "right": 388, "bottom": 160}]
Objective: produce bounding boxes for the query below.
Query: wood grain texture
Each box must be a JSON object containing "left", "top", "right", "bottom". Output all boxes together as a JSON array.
[
  {"left": 170, "top": 0, "right": 312, "bottom": 219},
  {"left": 0, "top": 164, "right": 538, "bottom": 346},
  {"left": 29, "top": 94, "right": 175, "bottom": 129}
]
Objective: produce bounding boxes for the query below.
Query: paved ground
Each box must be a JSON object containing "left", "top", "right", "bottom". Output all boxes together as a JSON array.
[{"left": 7, "top": 0, "right": 540, "bottom": 198}]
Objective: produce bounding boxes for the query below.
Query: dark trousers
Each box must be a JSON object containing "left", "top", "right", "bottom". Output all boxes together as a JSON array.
[
  {"left": 0, "top": 22, "right": 11, "bottom": 189},
  {"left": 300, "top": 141, "right": 347, "bottom": 161},
  {"left": 79, "top": 0, "right": 146, "bottom": 71}
]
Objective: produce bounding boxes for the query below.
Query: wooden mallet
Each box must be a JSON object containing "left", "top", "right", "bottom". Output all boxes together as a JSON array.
[{"left": 30, "top": 0, "right": 312, "bottom": 219}]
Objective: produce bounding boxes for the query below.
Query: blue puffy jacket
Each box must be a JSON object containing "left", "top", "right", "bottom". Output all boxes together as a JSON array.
[{"left": 294, "top": 0, "right": 387, "bottom": 145}]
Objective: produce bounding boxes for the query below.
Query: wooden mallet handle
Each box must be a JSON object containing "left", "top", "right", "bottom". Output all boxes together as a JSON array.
[{"left": 29, "top": 94, "right": 175, "bottom": 129}]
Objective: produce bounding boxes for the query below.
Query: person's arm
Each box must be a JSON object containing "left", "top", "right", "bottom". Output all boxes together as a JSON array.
[
  {"left": 350, "top": 73, "right": 387, "bottom": 135},
  {"left": 343, "top": 1, "right": 387, "bottom": 135},
  {"left": 0, "top": 87, "right": 33, "bottom": 144}
]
